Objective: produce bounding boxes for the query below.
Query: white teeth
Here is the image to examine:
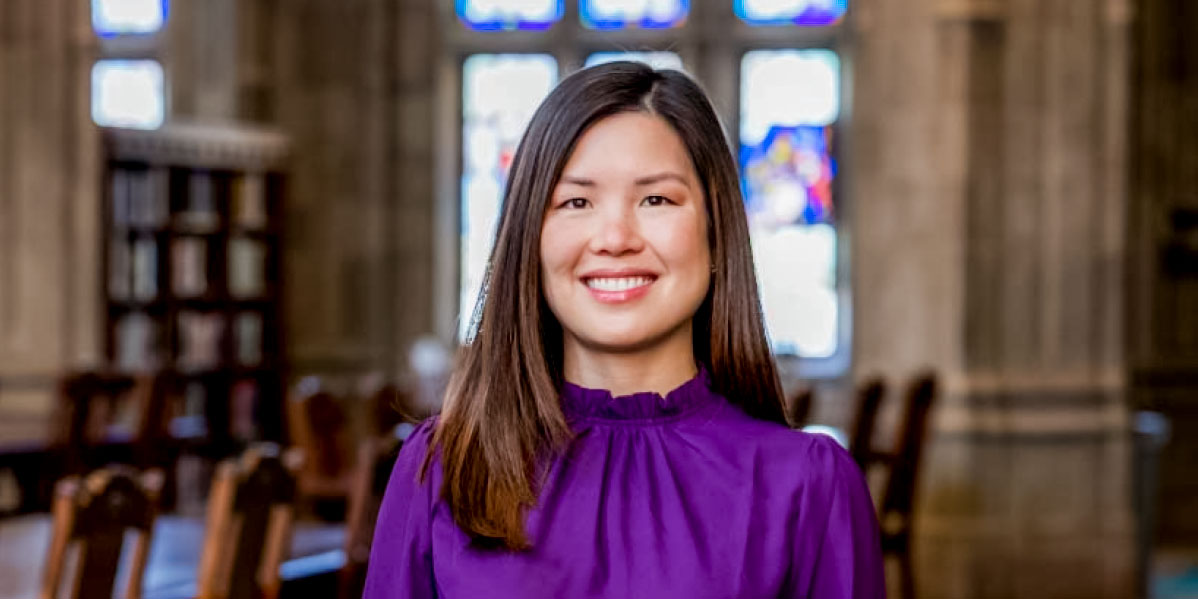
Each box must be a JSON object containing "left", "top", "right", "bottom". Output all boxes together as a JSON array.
[{"left": 586, "top": 276, "right": 653, "bottom": 291}]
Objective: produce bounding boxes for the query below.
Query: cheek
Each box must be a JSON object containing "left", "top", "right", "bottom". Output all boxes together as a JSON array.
[
  {"left": 539, "top": 222, "right": 579, "bottom": 292},
  {"left": 656, "top": 213, "right": 710, "bottom": 275}
]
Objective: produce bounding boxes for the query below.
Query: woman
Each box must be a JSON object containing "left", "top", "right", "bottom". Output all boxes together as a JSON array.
[{"left": 364, "top": 62, "right": 884, "bottom": 598}]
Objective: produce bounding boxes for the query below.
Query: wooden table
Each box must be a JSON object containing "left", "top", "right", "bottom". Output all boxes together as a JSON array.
[{"left": 0, "top": 513, "right": 345, "bottom": 599}]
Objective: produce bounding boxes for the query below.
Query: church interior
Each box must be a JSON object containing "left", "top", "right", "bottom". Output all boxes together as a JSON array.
[{"left": 1, "top": 0, "right": 1197, "bottom": 597}]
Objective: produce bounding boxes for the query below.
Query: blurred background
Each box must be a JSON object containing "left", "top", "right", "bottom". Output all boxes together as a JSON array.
[{"left": 0, "top": 0, "right": 1196, "bottom": 597}]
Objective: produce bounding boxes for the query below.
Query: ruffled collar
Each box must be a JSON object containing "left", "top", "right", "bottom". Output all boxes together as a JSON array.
[{"left": 559, "top": 367, "right": 719, "bottom": 423}]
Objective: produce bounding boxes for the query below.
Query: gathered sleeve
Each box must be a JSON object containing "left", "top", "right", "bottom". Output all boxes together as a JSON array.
[
  {"left": 785, "top": 434, "right": 887, "bottom": 598},
  {"left": 363, "top": 419, "right": 439, "bottom": 599}
]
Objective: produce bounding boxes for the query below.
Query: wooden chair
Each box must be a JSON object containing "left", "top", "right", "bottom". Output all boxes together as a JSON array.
[
  {"left": 877, "top": 372, "right": 937, "bottom": 599},
  {"left": 196, "top": 443, "right": 304, "bottom": 599},
  {"left": 286, "top": 378, "right": 354, "bottom": 504},
  {"left": 39, "top": 466, "right": 164, "bottom": 599},
  {"left": 786, "top": 386, "right": 814, "bottom": 429},
  {"left": 55, "top": 371, "right": 138, "bottom": 474},
  {"left": 339, "top": 434, "right": 403, "bottom": 599},
  {"left": 848, "top": 377, "right": 887, "bottom": 471},
  {"left": 365, "top": 382, "right": 408, "bottom": 438}
]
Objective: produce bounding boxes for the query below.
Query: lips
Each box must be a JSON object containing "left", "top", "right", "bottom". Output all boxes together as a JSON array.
[{"left": 580, "top": 270, "right": 658, "bottom": 304}]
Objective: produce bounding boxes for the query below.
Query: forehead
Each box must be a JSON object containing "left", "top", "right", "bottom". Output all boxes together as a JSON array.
[{"left": 558, "top": 112, "right": 697, "bottom": 182}]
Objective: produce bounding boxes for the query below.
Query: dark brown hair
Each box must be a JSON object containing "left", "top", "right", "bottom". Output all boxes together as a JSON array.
[{"left": 427, "top": 61, "right": 785, "bottom": 549}]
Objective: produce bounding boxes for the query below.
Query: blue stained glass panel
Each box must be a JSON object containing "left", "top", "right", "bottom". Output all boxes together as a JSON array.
[
  {"left": 460, "top": 54, "right": 557, "bottom": 339},
  {"left": 739, "top": 49, "right": 841, "bottom": 358},
  {"left": 735, "top": 0, "right": 847, "bottom": 26},
  {"left": 92, "top": 60, "right": 165, "bottom": 129},
  {"left": 92, "top": 0, "right": 168, "bottom": 36},
  {"left": 581, "top": 0, "right": 689, "bottom": 29},
  {"left": 585, "top": 51, "right": 684, "bottom": 71},
  {"left": 457, "top": 0, "right": 563, "bottom": 31}
]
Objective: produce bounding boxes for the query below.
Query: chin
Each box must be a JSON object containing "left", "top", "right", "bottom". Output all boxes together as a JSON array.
[{"left": 573, "top": 324, "right": 684, "bottom": 355}]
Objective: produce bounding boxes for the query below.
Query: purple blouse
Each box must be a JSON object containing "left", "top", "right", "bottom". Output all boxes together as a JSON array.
[{"left": 363, "top": 370, "right": 886, "bottom": 598}]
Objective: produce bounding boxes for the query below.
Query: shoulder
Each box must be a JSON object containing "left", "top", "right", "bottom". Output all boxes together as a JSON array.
[
  {"left": 710, "top": 403, "right": 861, "bottom": 490},
  {"left": 382, "top": 416, "right": 441, "bottom": 501},
  {"left": 398, "top": 415, "right": 438, "bottom": 452}
]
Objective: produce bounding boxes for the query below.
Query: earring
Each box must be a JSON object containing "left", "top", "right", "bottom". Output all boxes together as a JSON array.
[{"left": 710, "top": 264, "right": 717, "bottom": 274}]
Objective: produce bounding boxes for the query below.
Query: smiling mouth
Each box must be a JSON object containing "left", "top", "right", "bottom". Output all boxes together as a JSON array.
[{"left": 583, "top": 275, "right": 656, "bottom": 291}]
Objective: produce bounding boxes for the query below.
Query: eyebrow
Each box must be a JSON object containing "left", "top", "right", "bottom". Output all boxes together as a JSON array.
[{"left": 558, "top": 172, "right": 691, "bottom": 188}]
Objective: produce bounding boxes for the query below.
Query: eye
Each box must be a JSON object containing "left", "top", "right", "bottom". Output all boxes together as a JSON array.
[
  {"left": 641, "top": 195, "right": 674, "bottom": 207},
  {"left": 559, "top": 197, "right": 590, "bottom": 209}
]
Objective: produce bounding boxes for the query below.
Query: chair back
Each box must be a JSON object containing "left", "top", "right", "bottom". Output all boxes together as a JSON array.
[
  {"left": 340, "top": 435, "right": 403, "bottom": 598},
  {"left": 366, "top": 383, "right": 408, "bottom": 437},
  {"left": 130, "top": 371, "right": 179, "bottom": 465},
  {"left": 196, "top": 443, "right": 304, "bottom": 599},
  {"left": 55, "top": 372, "right": 137, "bottom": 472},
  {"left": 879, "top": 372, "right": 938, "bottom": 522},
  {"left": 848, "top": 377, "right": 887, "bottom": 471},
  {"left": 786, "top": 387, "right": 814, "bottom": 429},
  {"left": 39, "top": 467, "right": 164, "bottom": 599},
  {"left": 286, "top": 378, "right": 351, "bottom": 498}
]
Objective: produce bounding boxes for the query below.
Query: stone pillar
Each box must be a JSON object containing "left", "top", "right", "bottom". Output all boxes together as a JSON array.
[
  {"left": 853, "top": 0, "right": 1133, "bottom": 595},
  {"left": 1128, "top": 0, "right": 1198, "bottom": 543},
  {"left": 271, "top": 0, "right": 427, "bottom": 381},
  {"left": 0, "top": 0, "right": 102, "bottom": 415}
]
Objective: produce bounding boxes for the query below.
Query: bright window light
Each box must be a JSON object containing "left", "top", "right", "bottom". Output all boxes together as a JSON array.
[
  {"left": 735, "top": 0, "right": 847, "bottom": 26},
  {"left": 92, "top": 0, "right": 167, "bottom": 36},
  {"left": 92, "top": 60, "right": 165, "bottom": 129},
  {"left": 581, "top": 0, "right": 689, "bottom": 29},
  {"left": 739, "top": 49, "right": 842, "bottom": 358},
  {"left": 584, "top": 51, "right": 684, "bottom": 71},
  {"left": 460, "top": 54, "right": 557, "bottom": 340},
  {"left": 457, "top": 0, "right": 563, "bottom": 31}
]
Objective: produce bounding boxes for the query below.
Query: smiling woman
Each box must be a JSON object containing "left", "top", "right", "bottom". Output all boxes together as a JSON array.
[
  {"left": 364, "top": 62, "right": 884, "bottom": 598},
  {"left": 541, "top": 111, "right": 711, "bottom": 385}
]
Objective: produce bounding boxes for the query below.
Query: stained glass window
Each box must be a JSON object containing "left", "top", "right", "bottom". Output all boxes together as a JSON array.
[
  {"left": 457, "top": 0, "right": 563, "bottom": 31},
  {"left": 460, "top": 54, "right": 557, "bottom": 339},
  {"left": 92, "top": 60, "right": 165, "bottom": 129},
  {"left": 735, "top": 0, "right": 847, "bottom": 27},
  {"left": 92, "top": 0, "right": 167, "bottom": 36},
  {"left": 585, "top": 51, "right": 684, "bottom": 71},
  {"left": 739, "top": 49, "right": 841, "bottom": 357},
  {"left": 581, "top": 0, "right": 689, "bottom": 29}
]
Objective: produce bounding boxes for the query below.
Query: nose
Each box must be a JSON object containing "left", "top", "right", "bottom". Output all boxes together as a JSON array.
[{"left": 588, "top": 202, "right": 644, "bottom": 256}]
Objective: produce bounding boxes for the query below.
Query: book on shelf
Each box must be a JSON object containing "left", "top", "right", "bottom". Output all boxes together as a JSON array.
[
  {"left": 228, "top": 238, "right": 266, "bottom": 298},
  {"left": 177, "top": 171, "right": 220, "bottom": 231},
  {"left": 132, "top": 236, "right": 158, "bottom": 301},
  {"left": 177, "top": 311, "right": 224, "bottom": 372},
  {"left": 171, "top": 238, "right": 208, "bottom": 297},
  {"left": 231, "top": 380, "right": 259, "bottom": 440},
  {"left": 232, "top": 173, "right": 268, "bottom": 229},
  {"left": 108, "top": 239, "right": 131, "bottom": 300},
  {"left": 129, "top": 169, "right": 169, "bottom": 228},
  {"left": 115, "top": 312, "right": 158, "bottom": 372},
  {"left": 235, "top": 312, "right": 263, "bottom": 366},
  {"left": 111, "top": 169, "right": 130, "bottom": 226}
]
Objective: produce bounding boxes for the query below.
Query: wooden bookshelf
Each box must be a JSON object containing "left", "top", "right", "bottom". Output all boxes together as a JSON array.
[{"left": 101, "top": 123, "right": 289, "bottom": 456}]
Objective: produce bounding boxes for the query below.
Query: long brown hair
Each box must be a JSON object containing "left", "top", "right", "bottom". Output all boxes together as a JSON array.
[{"left": 428, "top": 61, "right": 785, "bottom": 550}]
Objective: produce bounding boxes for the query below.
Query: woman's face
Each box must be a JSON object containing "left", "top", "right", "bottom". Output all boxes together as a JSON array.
[{"left": 540, "top": 111, "right": 711, "bottom": 357}]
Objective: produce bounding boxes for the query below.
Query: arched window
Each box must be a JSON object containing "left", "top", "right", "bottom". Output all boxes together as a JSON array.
[
  {"left": 442, "top": 0, "right": 850, "bottom": 376},
  {"left": 91, "top": 0, "right": 168, "bottom": 129}
]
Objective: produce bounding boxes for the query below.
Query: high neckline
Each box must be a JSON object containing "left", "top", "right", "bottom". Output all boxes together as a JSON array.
[{"left": 559, "top": 367, "right": 718, "bottom": 423}]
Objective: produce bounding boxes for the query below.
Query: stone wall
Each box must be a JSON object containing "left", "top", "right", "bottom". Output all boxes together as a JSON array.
[
  {"left": 0, "top": 0, "right": 101, "bottom": 415},
  {"left": 852, "top": 0, "right": 1134, "bottom": 595}
]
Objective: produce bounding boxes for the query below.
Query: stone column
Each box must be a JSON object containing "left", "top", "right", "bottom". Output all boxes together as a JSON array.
[
  {"left": 1128, "top": 0, "right": 1198, "bottom": 543},
  {"left": 270, "top": 0, "right": 424, "bottom": 381},
  {"left": 0, "top": 0, "right": 102, "bottom": 415},
  {"left": 853, "top": 0, "right": 1133, "bottom": 595}
]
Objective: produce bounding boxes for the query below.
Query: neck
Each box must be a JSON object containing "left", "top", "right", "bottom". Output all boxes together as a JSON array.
[{"left": 562, "top": 328, "right": 699, "bottom": 397}]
